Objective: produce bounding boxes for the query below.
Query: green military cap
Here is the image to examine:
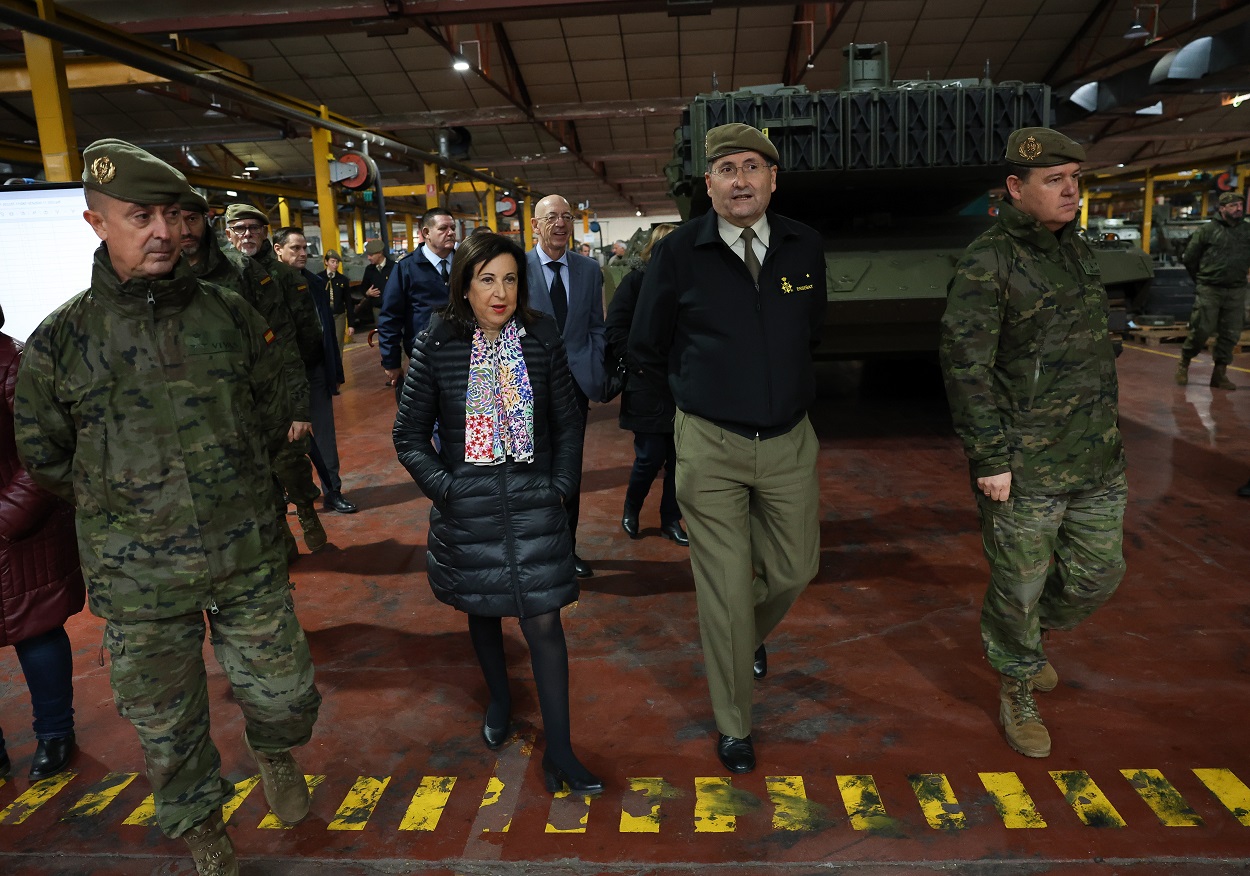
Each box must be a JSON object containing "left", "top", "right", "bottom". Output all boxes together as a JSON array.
[
  {"left": 178, "top": 188, "right": 209, "bottom": 213},
  {"left": 1005, "top": 127, "right": 1086, "bottom": 167},
  {"left": 81, "top": 139, "right": 188, "bottom": 205},
  {"left": 363, "top": 239, "right": 385, "bottom": 255},
  {"left": 705, "top": 122, "right": 779, "bottom": 165},
  {"left": 225, "top": 203, "right": 269, "bottom": 225},
  {"left": 1218, "top": 191, "right": 1244, "bottom": 206},
  {"left": 324, "top": 249, "right": 341, "bottom": 261}
]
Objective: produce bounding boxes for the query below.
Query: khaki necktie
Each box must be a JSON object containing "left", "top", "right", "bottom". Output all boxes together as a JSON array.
[{"left": 739, "top": 227, "right": 761, "bottom": 283}]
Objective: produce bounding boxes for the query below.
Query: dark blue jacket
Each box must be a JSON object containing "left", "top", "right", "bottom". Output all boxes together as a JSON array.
[
  {"left": 303, "top": 268, "right": 343, "bottom": 388},
  {"left": 377, "top": 245, "right": 451, "bottom": 370}
]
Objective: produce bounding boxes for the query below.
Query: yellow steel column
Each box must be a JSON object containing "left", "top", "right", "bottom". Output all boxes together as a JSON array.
[
  {"left": 311, "top": 109, "right": 340, "bottom": 256},
  {"left": 278, "top": 197, "right": 291, "bottom": 228},
  {"left": 353, "top": 208, "right": 365, "bottom": 253},
  {"left": 486, "top": 187, "right": 498, "bottom": 231},
  {"left": 1079, "top": 182, "right": 1090, "bottom": 230},
  {"left": 293, "top": 209, "right": 303, "bottom": 227},
  {"left": 405, "top": 213, "right": 415, "bottom": 250},
  {"left": 424, "top": 163, "right": 440, "bottom": 208},
  {"left": 1237, "top": 164, "right": 1250, "bottom": 197},
  {"left": 1201, "top": 190, "right": 1211, "bottom": 217},
  {"left": 1141, "top": 172, "right": 1154, "bottom": 255},
  {"left": 22, "top": 0, "right": 82, "bottom": 182},
  {"left": 521, "top": 196, "right": 533, "bottom": 249}
]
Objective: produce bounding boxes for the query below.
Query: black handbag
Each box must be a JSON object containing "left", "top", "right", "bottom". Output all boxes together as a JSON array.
[{"left": 601, "top": 351, "right": 628, "bottom": 403}]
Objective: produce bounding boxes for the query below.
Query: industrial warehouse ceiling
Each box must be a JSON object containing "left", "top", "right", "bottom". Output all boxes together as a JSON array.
[{"left": 1, "top": 0, "right": 1250, "bottom": 218}]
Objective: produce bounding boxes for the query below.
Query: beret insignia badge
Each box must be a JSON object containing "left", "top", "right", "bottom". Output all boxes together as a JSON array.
[
  {"left": 91, "top": 156, "right": 116, "bottom": 184},
  {"left": 1017, "top": 136, "right": 1043, "bottom": 162}
]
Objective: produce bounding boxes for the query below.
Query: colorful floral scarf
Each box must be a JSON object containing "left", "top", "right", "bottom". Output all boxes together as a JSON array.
[{"left": 464, "top": 321, "right": 535, "bottom": 465}]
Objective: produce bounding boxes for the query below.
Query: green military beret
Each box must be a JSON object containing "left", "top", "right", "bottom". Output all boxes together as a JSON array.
[
  {"left": 81, "top": 139, "right": 188, "bottom": 205},
  {"left": 1218, "top": 192, "right": 1244, "bottom": 206},
  {"left": 178, "top": 188, "right": 209, "bottom": 213},
  {"left": 324, "top": 249, "right": 341, "bottom": 261},
  {"left": 705, "top": 123, "right": 779, "bottom": 165},
  {"left": 363, "top": 239, "right": 385, "bottom": 255},
  {"left": 225, "top": 203, "right": 269, "bottom": 225},
  {"left": 1005, "top": 127, "right": 1086, "bottom": 167}
]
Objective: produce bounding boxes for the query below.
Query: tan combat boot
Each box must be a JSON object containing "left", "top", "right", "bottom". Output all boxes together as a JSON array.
[
  {"left": 183, "top": 810, "right": 238, "bottom": 876},
  {"left": 1211, "top": 363, "right": 1237, "bottom": 391},
  {"left": 999, "top": 674, "right": 1051, "bottom": 757},
  {"left": 1031, "top": 661, "right": 1058, "bottom": 692},
  {"left": 1175, "top": 358, "right": 1190, "bottom": 385},
  {"left": 243, "top": 732, "right": 311, "bottom": 824},
  {"left": 295, "top": 504, "right": 327, "bottom": 552}
]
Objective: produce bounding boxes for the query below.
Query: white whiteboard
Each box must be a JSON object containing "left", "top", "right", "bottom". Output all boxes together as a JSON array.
[{"left": 0, "top": 184, "right": 98, "bottom": 344}]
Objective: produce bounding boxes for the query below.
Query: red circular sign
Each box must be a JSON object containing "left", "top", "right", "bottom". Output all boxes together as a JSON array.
[{"left": 339, "top": 153, "right": 373, "bottom": 189}]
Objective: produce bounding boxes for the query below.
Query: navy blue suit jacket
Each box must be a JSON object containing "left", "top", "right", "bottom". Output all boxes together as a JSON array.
[
  {"left": 377, "top": 245, "right": 452, "bottom": 369},
  {"left": 526, "top": 247, "right": 606, "bottom": 401}
]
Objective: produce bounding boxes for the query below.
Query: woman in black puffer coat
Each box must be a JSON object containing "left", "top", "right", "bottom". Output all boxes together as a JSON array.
[{"left": 394, "top": 232, "right": 602, "bottom": 796}]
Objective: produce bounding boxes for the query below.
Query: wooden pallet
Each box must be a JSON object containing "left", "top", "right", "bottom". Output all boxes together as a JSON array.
[{"left": 1125, "top": 324, "right": 1250, "bottom": 353}]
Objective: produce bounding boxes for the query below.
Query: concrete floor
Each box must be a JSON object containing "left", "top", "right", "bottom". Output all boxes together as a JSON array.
[{"left": 2, "top": 336, "right": 1250, "bottom": 875}]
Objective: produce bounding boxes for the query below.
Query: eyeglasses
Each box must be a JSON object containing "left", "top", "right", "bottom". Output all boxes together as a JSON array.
[
  {"left": 709, "top": 161, "right": 771, "bottom": 179},
  {"left": 538, "top": 212, "right": 575, "bottom": 225},
  {"left": 229, "top": 224, "right": 265, "bottom": 236}
]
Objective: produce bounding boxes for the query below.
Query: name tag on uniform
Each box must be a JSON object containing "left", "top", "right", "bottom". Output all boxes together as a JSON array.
[
  {"left": 1078, "top": 257, "right": 1102, "bottom": 277},
  {"left": 185, "top": 332, "right": 244, "bottom": 356}
]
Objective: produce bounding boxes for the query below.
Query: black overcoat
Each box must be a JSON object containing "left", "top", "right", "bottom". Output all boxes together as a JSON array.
[
  {"left": 394, "top": 312, "right": 583, "bottom": 618},
  {"left": 604, "top": 267, "right": 676, "bottom": 434}
]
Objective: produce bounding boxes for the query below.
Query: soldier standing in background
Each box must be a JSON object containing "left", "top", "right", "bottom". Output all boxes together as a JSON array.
[
  {"left": 225, "top": 204, "right": 329, "bottom": 555},
  {"left": 14, "top": 139, "right": 320, "bottom": 876},
  {"left": 940, "top": 127, "right": 1127, "bottom": 759},
  {"left": 1176, "top": 191, "right": 1250, "bottom": 390}
]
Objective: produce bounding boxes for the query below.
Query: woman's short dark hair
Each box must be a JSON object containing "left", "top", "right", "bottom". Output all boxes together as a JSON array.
[{"left": 440, "top": 233, "right": 540, "bottom": 337}]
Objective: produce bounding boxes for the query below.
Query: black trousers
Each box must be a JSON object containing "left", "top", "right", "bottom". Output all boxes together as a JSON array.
[
  {"left": 625, "top": 431, "right": 680, "bottom": 525},
  {"left": 566, "top": 384, "right": 589, "bottom": 551}
]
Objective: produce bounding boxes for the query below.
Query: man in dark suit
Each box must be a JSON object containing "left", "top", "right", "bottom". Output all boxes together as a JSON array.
[
  {"left": 378, "top": 208, "right": 457, "bottom": 391},
  {"left": 356, "top": 240, "right": 394, "bottom": 339},
  {"left": 527, "top": 194, "right": 606, "bottom": 578}
]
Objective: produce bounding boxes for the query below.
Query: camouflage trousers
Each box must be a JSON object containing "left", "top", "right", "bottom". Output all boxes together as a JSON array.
[
  {"left": 271, "top": 433, "right": 321, "bottom": 508},
  {"left": 1181, "top": 283, "right": 1248, "bottom": 365},
  {"left": 976, "top": 472, "right": 1127, "bottom": 680},
  {"left": 104, "top": 577, "right": 321, "bottom": 838}
]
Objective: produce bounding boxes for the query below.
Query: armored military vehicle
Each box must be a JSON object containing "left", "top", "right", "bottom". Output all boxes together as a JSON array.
[{"left": 666, "top": 43, "right": 1154, "bottom": 357}]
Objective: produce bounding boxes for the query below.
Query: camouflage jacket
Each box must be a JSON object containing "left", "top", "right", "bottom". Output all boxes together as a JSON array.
[
  {"left": 183, "top": 232, "right": 311, "bottom": 420},
  {"left": 1183, "top": 214, "right": 1250, "bottom": 288},
  {"left": 252, "top": 240, "right": 325, "bottom": 366},
  {"left": 13, "top": 244, "right": 293, "bottom": 621},
  {"left": 939, "top": 202, "right": 1125, "bottom": 495}
]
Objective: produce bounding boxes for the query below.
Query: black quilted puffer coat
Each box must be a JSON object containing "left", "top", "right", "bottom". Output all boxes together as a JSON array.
[{"left": 393, "top": 312, "right": 583, "bottom": 618}]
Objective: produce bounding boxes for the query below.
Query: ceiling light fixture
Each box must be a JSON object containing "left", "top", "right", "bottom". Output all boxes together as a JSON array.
[
  {"left": 1124, "top": 4, "right": 1159, "bottom": 41},
  {"left": 226, "top": 189, "right": 238, "bottom": 196},
  {"left": 204, "top": 96, "right": 226, "bottom": 119},
  {"left": 795, "top": 20, "right": 816, "bottom": 70},
  {"left": 454, "top": 39, "right": 480, "bottom": 73},
  {"left": 244, "top": 158, "right": 260, "bottom": 173}
]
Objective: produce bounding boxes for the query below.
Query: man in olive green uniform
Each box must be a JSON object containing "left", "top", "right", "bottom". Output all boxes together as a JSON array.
[
  {"left": 13, "top": 140, "right": 320, "bottom": 876},
  {"left": 1177, "top": 191, "right": 1250, "bottom": 390},
  {"left": 939, "top": 127, "right": 1127, "bottom": 759},
  {"left": 224, "top": 203, "right": 328, "bottom": 554}
]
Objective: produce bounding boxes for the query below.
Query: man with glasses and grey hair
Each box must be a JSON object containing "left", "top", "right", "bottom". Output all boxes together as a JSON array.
[
  {"left": 527, "top": 194, "right": 606, "bottom": 579},
  {"left": 630, "top": 123, "right": 826, "bottom": 775}
]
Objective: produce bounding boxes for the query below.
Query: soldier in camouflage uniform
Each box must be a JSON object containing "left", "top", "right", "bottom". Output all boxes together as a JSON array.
[
  {"left": 179, "top": 192, "right": 320, "bottom": 560},
  {"left": 224, "top": 204, "right": 329, "bottom": 555},
  {"left": 1177, "top": 191, "right": 1250, "bottom": 390},
  {"left": 13, "top": 140, "right": 321, "bottom": 876},
  {"left": 939, "top": 127, "right": 1127, "bottom": 759}
]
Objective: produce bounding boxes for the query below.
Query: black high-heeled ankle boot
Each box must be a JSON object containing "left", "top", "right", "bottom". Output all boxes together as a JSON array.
[
  {"left": 541, "top": 752, "right": 604, "bottom": 796},
  {"left": 481, "top": 706, "right": 510, "bottom": 750}
]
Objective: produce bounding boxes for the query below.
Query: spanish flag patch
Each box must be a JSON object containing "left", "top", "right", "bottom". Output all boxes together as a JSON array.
[{"left": 263, "top": 328, "right": 276, "bottom": 345}]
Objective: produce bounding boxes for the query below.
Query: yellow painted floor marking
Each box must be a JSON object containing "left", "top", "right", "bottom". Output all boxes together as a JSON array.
[
  {"left": 909, "top": 773, "right": 967, "bottom": 831},
  {"left": 979, "top": 772, "right": 1047, "bottom": 828},
  {"left": 223, "top": 777, "right": 262, "bottom": 824},
  {"left": 328, "top": 776, "right": 391, "bottom": 831},
  {"left": 1050, "top": 771, "right": 1126, "bottom": 827},
  {"left": 62, "top": 772, "right": 138, "bottom": 820},
  {"left": 1193, "top": 768, "right": 1250, "bottom": 825},
  {"left": 836, "top": 774, "right": 896, "bottom": 833},
  {"left": 694, "top": 777, "right": 737, "bottom": 832},
  {"left": 398, "top": 776, "right": 456, "bottom": 831},
  {"left": 257, "top": 775, "right": 325, "bottom": 830},
  {"left": 479, "top": 775, "right": 510, "bottom": 833},
  {"left": 766, "top": 776, "right": 819, "bottom": 831},
  {"left": 620, "top": 777, "right": 666, "bottom": 833},
  {"left": 545, "top": 788, "right": 591, "bottom": 833},
  {"left": 122, "top": 794, "right": 156, "bottom": 826},
  {"left": 1122, "top": 769, "right": 1203, "bottom": 827},
  {"left": 0, "top": 771, "right": 78, "bottom": 825}
]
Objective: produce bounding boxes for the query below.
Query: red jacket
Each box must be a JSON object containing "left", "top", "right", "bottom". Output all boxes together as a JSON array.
[{"left": 0, "top": 332, "right": 83, "bottom": 647}]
